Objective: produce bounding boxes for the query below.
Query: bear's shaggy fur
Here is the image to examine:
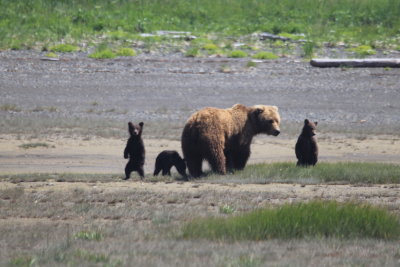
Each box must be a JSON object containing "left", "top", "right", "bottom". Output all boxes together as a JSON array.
[
  {"left": 153, "top": 150, "right": 187, "bottom": 179},
  {"left": 124, "top": 122, "right": 145, "bottom": 179},
  {"left": 181, "top": 104, "right": 281, "bottom": 177},
  {"left": 295, "top": 119, "right": 318, "bottom": 166}
]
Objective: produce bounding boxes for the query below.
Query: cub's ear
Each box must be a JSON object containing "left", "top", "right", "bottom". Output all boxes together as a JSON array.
[
  {"left": 304, "top": 119, "right": 309, "bottom": 124},
  {"left": 139, "top": 122, "right": 144, "bottom": 128},
  {"left": 128, "top": 122, "right": 134, "bottom": 134},
  {"left": 314, "top": 121, "right": 318, "bottom": 126}
]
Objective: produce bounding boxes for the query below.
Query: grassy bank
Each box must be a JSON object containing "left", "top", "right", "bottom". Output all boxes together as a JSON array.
[
  {"left": 183, "top": 201, "right": 400, "bottom": 240},
  {"left": 1, "top": 0, "right": 399, "bottom": 50},
  {"left": 1, "top": 162, "right": 400, "bottom": 184}
]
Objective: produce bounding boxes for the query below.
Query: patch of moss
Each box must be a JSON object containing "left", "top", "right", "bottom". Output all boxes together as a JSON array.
[
  {"left": 88, "top": 49, "right": 116, "bottom": 59},
  {"left": 116, "top": 47, "right": 136, "bottom": 56},
  {"left": 347, "top": 45, "right": 376, "bottom": 56},
  {"left": 252, "top": 51, "right": 278, "bottom": 60},
  {"left": 228, "top": 50, "right": 247, "bottom": 58},
  {"left": 49, "top": 44, "right": 78, "bottom": 53}
]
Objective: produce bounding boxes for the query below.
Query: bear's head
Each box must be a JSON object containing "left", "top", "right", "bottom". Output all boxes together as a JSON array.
[
  {"left": 301, "top": 119, "right": 318, "bottom": 137},
  {"left": 250, "top": 105, "right": 281, "bottom": 136},
  {"left": 128, "top": 121, "right": 144, "bottom": 137}
]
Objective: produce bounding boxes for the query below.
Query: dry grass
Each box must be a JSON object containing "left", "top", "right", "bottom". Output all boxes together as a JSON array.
[{"left": 1, "top": 180, "right": 400, "bottom": 266}]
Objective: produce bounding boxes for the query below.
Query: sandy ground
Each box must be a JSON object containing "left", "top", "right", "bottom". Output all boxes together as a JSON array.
[{"left": 0, "top": 134, "right": 399, "bottom": 175}]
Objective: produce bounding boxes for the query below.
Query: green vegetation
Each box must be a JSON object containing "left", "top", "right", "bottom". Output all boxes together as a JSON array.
[
  {"left": 44, "top": 52, "right": 58, "bottom": 58},
  {"left": 205, "top": 162, "right": 400, "bottom": 184},
  {"left": 49, "top": 44, "right": 78, "bottom": 53},
  {"left": 252, "top": 51, "right": 278, "bottom": 60},
  {"left": 0, "top": 104, "right": 22, "bottom": 112},
  {"left": 1, "top": 0, "right": 398, "bottom": 50},
  {"left": 347, "top": 45, "right": 377, "bottom": 56},
  {"left": 183, "top": 201, "right": 400, "bottom": 240},
  {"left": 19, "top": 142, "right": 51, "bottom": 149},
  {"left": 116, "top": 47, "right": 136, "bottom": 57},
  {"left": 228, "top": 50, "right": 247, "bottom": 58},
  {"left": 88, "top": 49, "right": 116, "bottom": 59},
  {"left": 74, "top": 230, "right": 103, "bottom": 241}
]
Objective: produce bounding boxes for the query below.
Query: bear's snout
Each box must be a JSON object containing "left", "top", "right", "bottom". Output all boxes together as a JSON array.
[{"left": 272, "top": 130, "right": 280, "bottom": 136}]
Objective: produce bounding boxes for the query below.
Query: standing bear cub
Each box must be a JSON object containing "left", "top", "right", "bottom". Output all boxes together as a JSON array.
[
  {"left": 153, "top": 150, "right": 187, "bottom": 179},
  {"left": 295, "top": 119, "right": 318, "bottom": 166},
  {"left": 124, "top": 121, "right": 145, "bottom": 180},
  {"left": 181, "top": 104, "right": 281, "bottom": 177}
]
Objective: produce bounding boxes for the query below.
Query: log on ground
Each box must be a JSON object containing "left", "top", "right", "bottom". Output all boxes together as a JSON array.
[{"left": 310, "top": 58, "right": 400, "bottom": 68}]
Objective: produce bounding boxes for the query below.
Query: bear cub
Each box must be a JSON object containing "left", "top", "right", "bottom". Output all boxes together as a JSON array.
[
  {"left": 153, "top": 150, "right": 187, "bottom": 179},
  {"left": 295, "top": 119, "right": 318, "bottom": 166},
  {"left": 124, "top": 122, "right": 145, "bottom": 180}
]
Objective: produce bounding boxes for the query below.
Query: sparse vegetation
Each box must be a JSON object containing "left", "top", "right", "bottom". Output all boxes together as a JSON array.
[
  {"left": 1, "top": 104, "right": 22, "bottom": 112},
  {"left": 116, "top": 47, "right": 136, "bottom": 57},
  {"left": 347, "top": 45, "right": 377, "bottom": 57},
  {"left": 228, "top": 50, "right": 248, "bottom": 58},
  {"left": 49, "top": 44, "right": 78, "bottom": 53},
  {"left": 252, "top": 51, "right": 279, "bottom": 60},
  {"left": 88, "top": 49, "right": 116, "bottom": 59},
  {"left": 183, "top": 201, "right": 400, "bottom": 240},
  {"left": 19, "top": 142, "right": 51, "bottom": 149}
]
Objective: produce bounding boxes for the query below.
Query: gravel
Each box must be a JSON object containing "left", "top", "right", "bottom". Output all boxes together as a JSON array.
[{"left": 1, "top": 50, "right": 399, "bottom": 138}]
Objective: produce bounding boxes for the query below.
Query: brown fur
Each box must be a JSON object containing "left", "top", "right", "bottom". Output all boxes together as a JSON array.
[{"left": 181, "top": 104, "right": 281, "bottom": 177}]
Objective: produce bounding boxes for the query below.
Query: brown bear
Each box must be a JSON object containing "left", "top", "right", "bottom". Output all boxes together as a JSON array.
[
  {"left": 295, "top": 119, "right": 318, "bottom": 167},
  {"left": 153, "top": 150, "right": 187, "bottom": 179},
  {"left": 181, "top": 104, "right": 281, "bottom": 177},
  {"left": 123, "top": 121, "right": 145, "bottom": 180}
]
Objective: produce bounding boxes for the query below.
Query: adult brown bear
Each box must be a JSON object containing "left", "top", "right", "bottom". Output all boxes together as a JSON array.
[{"left": 181, "top": 104, "right": 281, "bottom": 177}]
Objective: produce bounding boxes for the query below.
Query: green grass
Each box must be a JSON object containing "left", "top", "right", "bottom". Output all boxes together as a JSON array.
[
  {"left": 116, "top": 47, "right": 136, "bottom": 57},
  {"left": 347, "top": 45, "right": 377, "bottom": 57},
  {"left": 2, "top": 0, "right": 398, "bottom": 50},
  {"left": 252, "top": 51, "right": 279, "bottom": 60},
  {"left": 88, "top": 49, "right": 116, "bottom": 59},
  {"left": 49, "top": 44, "right": 78, "bottom": 53},
  {"left": 205, "top": 162, "right": 400, "bottom": 184},
  {"left": 182, "top": 201, "right": 400, "bottom": 240},
  {"left": 228, "top": 50, "right": 247, "bottom": 58},
  {"left": 74, "top": 230, "right": 103, "bottom": 241}
]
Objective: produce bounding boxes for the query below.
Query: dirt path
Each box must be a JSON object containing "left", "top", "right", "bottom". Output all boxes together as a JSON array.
[{"left": 0, "top": 134, "right": 399, "bottom": 175}]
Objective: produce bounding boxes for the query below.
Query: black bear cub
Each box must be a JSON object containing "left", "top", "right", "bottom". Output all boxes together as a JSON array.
[
  {"left": 295, "top": 119, "right": 318, "bottom": 166},
  {"left": 124, "top": 122, "right": 145, "bottom": 180},
  {"left": 153, "top": 150, "right": 187, "bottom": 179}
]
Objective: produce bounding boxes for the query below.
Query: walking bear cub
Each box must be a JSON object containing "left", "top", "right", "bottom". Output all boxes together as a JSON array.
[
  {"left": 153, "top": 150, "right": 187, "bottom": 179},
  {"left": 124, "top": 122, "right": 145, "bottom": 180},
  {"left": 295, "top": 119, "right": 318, "bottom": 166}
]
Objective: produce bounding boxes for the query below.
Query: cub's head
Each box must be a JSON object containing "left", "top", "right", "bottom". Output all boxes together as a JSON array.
[
  {"left": 250, "top": 105, "right": 280, "bottom": 136},
  {"left": 301, "top": 119, "right": 318, "bottom": 136},
  {"left": 128, "top": 121, "right": 144, "bottom": 137}
]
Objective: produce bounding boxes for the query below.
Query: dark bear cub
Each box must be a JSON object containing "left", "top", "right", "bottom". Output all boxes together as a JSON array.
[
  {"left": 124, "top": 122, "right": 145, "bottom": 180},
  {"left": 153, "top": 150, "right": 187, "bottom": 179},
  {"left": 295, "top": 119, "right": 318, "bottom": 166}
]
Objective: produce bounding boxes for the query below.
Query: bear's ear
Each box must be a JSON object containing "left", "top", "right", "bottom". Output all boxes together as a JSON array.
[
  {"left": 272, "top": 105, "right": 278, "bottom": 111},
  {"left": 304, "top": 119, "right": 309, "bottom": 125},
  {"left": 255, "top": 108, "right": 263, "bottom": 115},
  {"left": 139, "top": 122, "right": 144, "bottom": 128}
]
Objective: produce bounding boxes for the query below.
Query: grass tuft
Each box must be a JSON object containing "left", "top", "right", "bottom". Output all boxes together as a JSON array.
[
  {"left": 88, "top": 49, "right": 116, "bottom": 59},
  {"left": 183, "top": 201, "right": 400, "bottom": 240},
  {"left": 347, "top": 45, "right": 376, "bottom": 56},
  {"left": 228, "top": 50, "right": 248, "bottom": 58},
  {"left": 116, "top": 47, "right": 136, "bottom": 57},
  {"left": 49, "top": 44, "right": 78, "bottom": 53},
  {"left": 19, "top": 142, "right": 51, "bottom": 149},
  {"left": 74, "top": 230, "right": 103, "bottom": 241},
  {"left": 252, "top": 51, "right": 279, "bottom": 60}
]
